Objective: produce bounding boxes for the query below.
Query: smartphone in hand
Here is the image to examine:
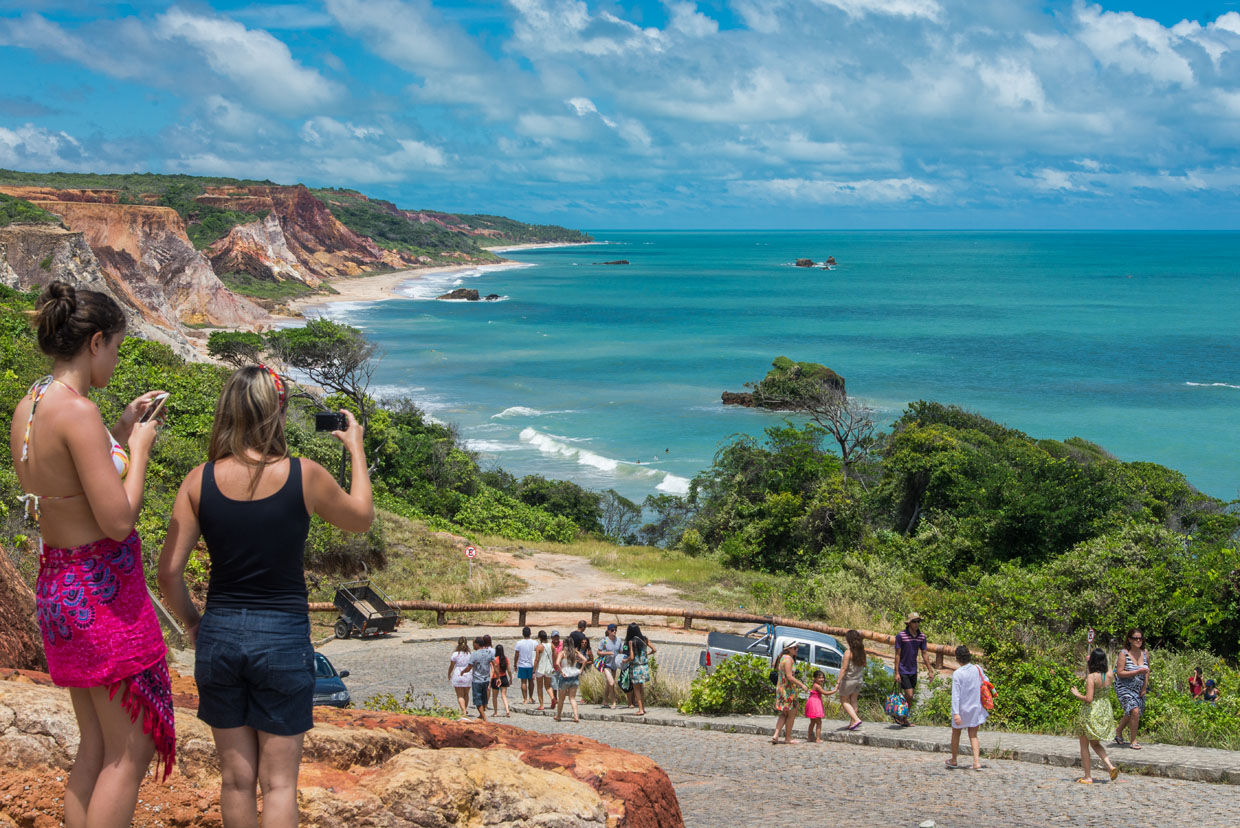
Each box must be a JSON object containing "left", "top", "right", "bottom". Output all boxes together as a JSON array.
[
  {"left": 140, "top": 393, "right": 169, "bottom": 423},
  {"left": 315, "top": 411, "right": 347, "bottom": 432}
]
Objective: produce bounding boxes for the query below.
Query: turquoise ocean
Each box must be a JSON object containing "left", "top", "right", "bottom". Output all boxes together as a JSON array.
[{"left": 308, "top": 231, "right": 1240, "bottom": 502}]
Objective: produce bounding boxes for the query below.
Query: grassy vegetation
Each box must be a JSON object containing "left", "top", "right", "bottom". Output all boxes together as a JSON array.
[
  {"left": 0, "top": 193, "right": 61, "bottom": 227},
  {"left": 0, "top": 168, "right": 272, "bottom": 198},
  {"left": 217, "top": 271, "right": 317, "bottom": 302},
  {"left": 312, "top": 188, "right": 590, "bottom": 256}
]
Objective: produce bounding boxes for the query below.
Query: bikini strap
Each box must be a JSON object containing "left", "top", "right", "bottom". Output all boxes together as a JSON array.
[{"left": 20, "top": 376, "right": 55, "bottom": 463}]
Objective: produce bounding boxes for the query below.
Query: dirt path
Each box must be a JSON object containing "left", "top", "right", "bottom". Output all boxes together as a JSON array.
[{"left": 461, "top": 543, "right": 737, "bottom": 640}]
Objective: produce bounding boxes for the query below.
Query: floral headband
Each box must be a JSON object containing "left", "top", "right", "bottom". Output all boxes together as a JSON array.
[{"left": 259, "top": 364, "right": 287, "bottom": 407}]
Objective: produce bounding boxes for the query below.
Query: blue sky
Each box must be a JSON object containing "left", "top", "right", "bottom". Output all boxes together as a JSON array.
[{"left": 3, "top": 1, "right": 1240, "bottom": 229}]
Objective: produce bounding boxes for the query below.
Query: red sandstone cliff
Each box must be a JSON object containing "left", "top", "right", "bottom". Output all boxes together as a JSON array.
[
  {"left": 22, "top": 199, "right": 266, "bottom": 329},
  {"left": 199, "top": 185, "right": 414, "bottom": 281}
]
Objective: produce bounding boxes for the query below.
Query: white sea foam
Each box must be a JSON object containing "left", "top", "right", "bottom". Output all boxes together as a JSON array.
[
  {"left": 463, "top": 439, "right": 522, "bottom": 453},
  {"left": 1186, "top": 381, "right": 1240, "bottom": 390},
  {"left": 394, "top": 262, "right": 533, "bottom": 302},
  {"left": 519, "top": 428, "right": 690, "bottom": 495},
  {"left": 656, "top": 474, "right": 691, "bottom": 495},
  {"left": 492, "top": 406, "right": 578, "bottom": 419}
]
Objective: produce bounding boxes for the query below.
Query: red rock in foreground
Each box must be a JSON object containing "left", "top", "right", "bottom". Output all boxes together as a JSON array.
[{"left": 0, "top": 671, "right": 682, "bottom": 828}]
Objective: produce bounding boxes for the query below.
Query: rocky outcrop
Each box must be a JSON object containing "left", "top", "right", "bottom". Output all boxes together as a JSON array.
[
  {"left": 438, "top": 287, "right": 481, "bottom": 301},
  {"left": 28, "top": 201, "right": 266, "bottom": 329},
  {"left": 795, "top": 258, "right": 814, "bottom": 267},
  {"left": 206, "top": 213, "right": 319, "bottom": 286},
  {"left": 599, "top": 260, "right": 629, "bottom": 265},
  {"left": 198, "top": 185, "right": 412, "bottom": 281},
  {"left": 0, "top": 673, "right": 683, "bottom": 828},
  {"left": 0, "top": 550, "right": 43, "bottom": 672},
  {"left": 0, "top": 223, "right": 200, "bottom": 358}
]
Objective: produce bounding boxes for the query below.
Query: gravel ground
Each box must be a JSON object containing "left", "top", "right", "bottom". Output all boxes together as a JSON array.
[{"left": 318, "top": 632, "right": 1240, "bottom": 828}]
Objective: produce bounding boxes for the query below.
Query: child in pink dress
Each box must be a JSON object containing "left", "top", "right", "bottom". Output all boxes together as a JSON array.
[{"left": 805, "top": 670, "right": 827, "bottom": 742}]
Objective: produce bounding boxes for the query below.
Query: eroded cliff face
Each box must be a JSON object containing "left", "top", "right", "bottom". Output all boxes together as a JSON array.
[
  {"left": 26, "top": 200, "right": 266, "bottom": 329},
  {"left": 206, "top": 212, "right": 320, "bottom": 286},
  {"left": 0, "top": 223, "right": 200, "bottom": 359},
  {"left": 0, "top": 551, "right": 42, "bottom": 673},
  {"left": 0, "top": 673, "right": 683, "bottom": 828},
  {"left": 199, "top": 185, "right": 413, "bottom": 280}
]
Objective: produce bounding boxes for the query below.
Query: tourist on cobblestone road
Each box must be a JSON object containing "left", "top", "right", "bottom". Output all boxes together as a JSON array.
[
  {"left": 1113, "top": 628, "right": 1150, "bottom": 749},
  {"left": 570, "top": 619, "right": 593, "bottom": 660},
  {"left": 533, "top": 630, "right": 554, "bottom": 709},
  {"left": 599, "top": 623, "right": 624, "bottom": 709},
  {"left": 491, "top": 645, "right": 512, "bottom": 717},
  {"left": 1073, "top": 648, "right": 1120, "bottom": 783},
  {"left": 805, "top": 671, "right": 827, "bottom": 742},
  {"left": 550, "top": 630, "right": 564, "bottom": 708},
  {"left": 554, "top": 638, "right": 586, "bottom": 722},
  {"left": 946, "top": 645, "right": 989, "bottom": 770},
  {"left": 461, "top": 635, "right": 494, "bottom": 722},
  {"left": 893, "top": 613, "right": 936, "bottom": 726},
  {"left": 514, "top": 626, "right": 537, "bottom": 704},
  {"left": 626, "top": 623, "right": 657, "bottom": 716},
  {"left": 772, "top": 640, "right": 807, "bottom": 744},
  {"left": 824, "top": 629, "right": 866, "bottom": 730},
  {"left": 449, "top": 637, "right": 473, "bottom": 717}
]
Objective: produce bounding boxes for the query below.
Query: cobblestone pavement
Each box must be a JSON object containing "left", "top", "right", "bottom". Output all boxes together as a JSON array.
[{"left": 318, "top": 632, "right": 1240, "bottom": 827}]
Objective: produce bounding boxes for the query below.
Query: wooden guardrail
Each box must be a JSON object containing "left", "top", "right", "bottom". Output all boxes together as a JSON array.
[{"left": 308, "top": 599, "right": 972, "bottom": 668}]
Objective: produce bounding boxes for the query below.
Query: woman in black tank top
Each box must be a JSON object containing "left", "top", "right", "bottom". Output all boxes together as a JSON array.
[{"left": 158, "top": 366, "right": 373, "bottom": 828}]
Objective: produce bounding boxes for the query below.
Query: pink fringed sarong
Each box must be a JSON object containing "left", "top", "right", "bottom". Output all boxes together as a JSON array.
[{"left": 37, "top": 531, "right": 176, "bottom": 779}]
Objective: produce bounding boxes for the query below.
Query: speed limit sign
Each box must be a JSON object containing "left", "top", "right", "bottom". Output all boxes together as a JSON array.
[{"left": 465, "top": 545, "right": 477, "bottom": 558}]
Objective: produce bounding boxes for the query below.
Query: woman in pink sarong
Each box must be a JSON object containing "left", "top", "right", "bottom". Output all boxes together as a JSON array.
[{"left": 9, "top": 282, "right": 172, "bottom": 828}]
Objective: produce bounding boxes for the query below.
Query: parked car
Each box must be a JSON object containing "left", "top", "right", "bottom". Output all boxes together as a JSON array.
[
  {"left": 313, "top": 652, "right": 351, "bottom": 707},
  {"left": 699, "top": 623, "right": 851, "bottom": 676}
]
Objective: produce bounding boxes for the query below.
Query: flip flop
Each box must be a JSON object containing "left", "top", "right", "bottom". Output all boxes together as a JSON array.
[
  {"left": 1109, "top": 767, "right": 1120, "bottom": 781},
  {"left": 847, "top": 721, "right": 863, "bottom": 731},
  {"left": 1129, "top": 743, "right": 1142, "bottom": 750},
  {"left": 1076, "top": 778, "right": 1093, "bottom": 784},
  {"left": 944, "top": 760, "right": 958, "bottom": 769}
]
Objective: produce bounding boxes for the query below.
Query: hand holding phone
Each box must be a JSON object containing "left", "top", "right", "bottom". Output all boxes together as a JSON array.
[{"left": 140, "top": 393, "right": 170, "bottom": 423}]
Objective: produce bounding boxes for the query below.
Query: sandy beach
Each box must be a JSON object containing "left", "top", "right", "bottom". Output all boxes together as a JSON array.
[{"left": 286, "top": 241, "right": 599, "bottom": 314}]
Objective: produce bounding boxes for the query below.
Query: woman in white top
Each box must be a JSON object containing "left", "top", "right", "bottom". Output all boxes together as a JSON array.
[
  {"left": 448, "top": 637, "right": 473, "bottom": 717},
  {"left": 946, "top": 645, "right": 990, "bottom": 770},
  {"left": 532, "top": 630, "right": 554, "bottom": 710}
]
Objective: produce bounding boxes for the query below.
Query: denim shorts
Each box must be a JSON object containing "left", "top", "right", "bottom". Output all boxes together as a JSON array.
[
  {"left": 471, "top": 682, "right": 490, "bottom": 708},
  {"left": 195, "top": 607, "right": 315, "bottom": 736}
]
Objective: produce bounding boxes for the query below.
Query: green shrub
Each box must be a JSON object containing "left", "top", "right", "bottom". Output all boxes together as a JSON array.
[
  {"left": 680, "top": 654, "right": 772, "bottom": 715},
  {"left": 359, "top": 686, "right": 459, "bottom": 719},
  {"left": 452, "top": 486, "right": 578, "bottom": 543}
]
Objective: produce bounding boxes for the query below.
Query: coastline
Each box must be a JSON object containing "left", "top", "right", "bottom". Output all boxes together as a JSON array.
[{"left": 285, "top": 241, "right": 598, "bottom": 315}]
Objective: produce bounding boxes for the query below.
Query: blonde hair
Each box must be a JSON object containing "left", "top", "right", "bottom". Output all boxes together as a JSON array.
[{"left": 207, "top": 366, "right": 289, "bottom": 496}]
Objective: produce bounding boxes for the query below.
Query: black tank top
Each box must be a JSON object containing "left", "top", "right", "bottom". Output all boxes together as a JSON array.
[{"left": 200, "top": 458, "right": 311, "bottom": 614}]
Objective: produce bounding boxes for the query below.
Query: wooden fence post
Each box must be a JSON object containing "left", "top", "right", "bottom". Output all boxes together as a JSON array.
[
  {"left": 591, "top": 606, "right": 600, "bottom": 626},
  {"left": 436, "top": 610, "right": 446, "bottom": 625},
  {"left": 519, "top": 610, "right": 527, "bottom": 627},
  {"left": 683, "top": 615, "right": 693, "bottom": 630}
]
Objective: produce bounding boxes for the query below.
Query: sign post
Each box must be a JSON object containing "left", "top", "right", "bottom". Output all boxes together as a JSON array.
[{"left": 465, "top": 545, "right": 477, "bottom": 579}]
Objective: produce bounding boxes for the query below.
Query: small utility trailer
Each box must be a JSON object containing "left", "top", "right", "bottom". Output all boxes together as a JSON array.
[{"left": 332, "top": 580, "right": 400, "bottom": 639}]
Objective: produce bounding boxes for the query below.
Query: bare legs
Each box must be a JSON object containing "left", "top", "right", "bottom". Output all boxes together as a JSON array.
[
  {"left": 602, "top": 669, "right": 617, "bottom": 707},
  {"left": 554, "top": 684, "right": 579, "bottom": 722},
  {"left": 949, "top": 726, "right": 981, "bottom": 769},
  {"left": 807, "top": 718, "right": 822, "bottom": 742},
  {"left": 213, "top": 726, "right": 304, "bottom": 828},
  {"left": 454, "top": 686, "right": 470, "bottom": 717},
  {"left": 536, "top": 675, "right": 550, "bottom": 709},
  {"left": 631, "top": 682, "right": 647, "bottom": 715},
  {"left": 1116, "top": 707, "right": 1142, "bottom": 748},
  {"left": 64, "top": 686, "right": 156, "bottom": 828},
  {"left": 840, "top": 691, "right": 862, "bottom": 727},
  {"left": 1078, "top": 737, "right": 1117, "bottom": 782},
  {"left": 493, "top": 684, "right": 510, "bottom": 717},
  {"left": 772, "top": 708, "right": 798, "bottom": 744}
]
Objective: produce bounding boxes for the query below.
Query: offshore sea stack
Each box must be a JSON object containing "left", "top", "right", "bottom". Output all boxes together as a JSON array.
[{"left": 0, "top": 670, "right": 684, "bottom": 828}]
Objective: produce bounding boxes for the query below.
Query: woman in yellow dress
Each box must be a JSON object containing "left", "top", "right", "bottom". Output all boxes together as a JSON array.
[{"left": 1072, "top": 648, "right": 1120, "bottom": 783}]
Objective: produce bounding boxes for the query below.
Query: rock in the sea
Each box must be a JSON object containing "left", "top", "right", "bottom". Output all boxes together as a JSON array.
[
  {"left": 484, "top": 293, "right": 501, "bottom": 301},
  {"left": 437, "top": 288, "right": 481, "bottom": 301},
  {"left": 0, "top": 673, "right": 684, "bottom": 828},
  {"left": 599, "top": 259, "right": 630, "bottom": 265},
  {"left": 825, "top": 255, "right": 837, "bottom": 266},
  {"left": 795, "top": 258, "right": 814, "bottom": 267}
]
